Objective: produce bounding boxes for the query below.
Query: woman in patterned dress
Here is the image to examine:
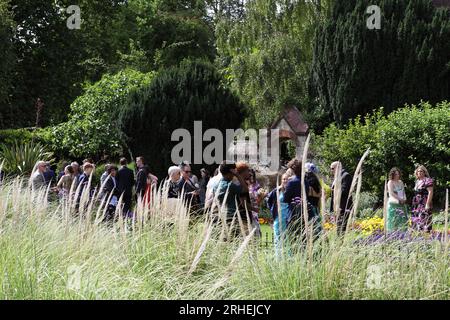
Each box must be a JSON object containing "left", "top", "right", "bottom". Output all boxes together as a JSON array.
[{"left": 411, "top": 165, "right": 434, "bottom": 232}]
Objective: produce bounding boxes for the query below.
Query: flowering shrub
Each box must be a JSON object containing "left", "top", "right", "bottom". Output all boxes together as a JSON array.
[
  {"left": 355, "top": 229, "right": 450, "bottom": 245},
  {"left": 322, "top": 215, "right": 385, "bottom": 235},
  {"left": 322, "top": 213, "right": 336, "bottom": 231},
  {"left": 323, "top": 222, "right": 335, "bottom": 231},
  {"left": 50, "top": 69, "right": 155, "bottom": 159},
  {"left": 355, "top": 216, "right": 384, "bottom": 236}
]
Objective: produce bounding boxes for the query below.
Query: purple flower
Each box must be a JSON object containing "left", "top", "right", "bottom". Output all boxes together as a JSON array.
[
  {"left": 291, "top": 197, "right": 303, "bottom": 205},
  {"left": 354, "top": 229, "right": 450, "bottom": 246},
  {"left": 395, "top": 208, "right": 407, "bottom": 217}
]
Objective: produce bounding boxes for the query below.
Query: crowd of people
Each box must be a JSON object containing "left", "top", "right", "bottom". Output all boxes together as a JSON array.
[
  {"left": 25, "top": 155, "right": 435, "bottom": 243},
  {"left": 28, "top": 157, "right": 158, "bottom": 221},
  {"left": 201, "top": 160, "right": 435, "bottom": 245}
]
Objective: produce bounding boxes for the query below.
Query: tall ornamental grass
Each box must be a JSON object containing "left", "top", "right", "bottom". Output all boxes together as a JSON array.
[{"left": 0, "top": 167, "right": 448, "bottom": 299}]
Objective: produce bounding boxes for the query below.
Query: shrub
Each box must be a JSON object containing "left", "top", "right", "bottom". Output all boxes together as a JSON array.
[
  {"left": 49, "top": 69, "right": 156, "bottom": 160},
  {"left": 120, "top": 60, "right": 246, "bottom": 177},
  {"left": 0, "top": 128, "right": 34, "bottom": 146},
  {"left": 355, "top": 216, "right": 384, "bottom": 236},
  {"left": 313, "top": 101, "right": 450, "bottom": 207},
  {"left": 432, "top": 212, "right": 447, "bottom": 226},
  {"left": 0, "top": 0, "right": 15, "bottom": 127},
  {"left": 356, "top": 192, "right": 380, "bottom": 218},
  {"left": 49, "top": 61, "right": 246, "bottom": 179},
  {"left": 0, "top": 141, "right": 54, "bottom": 176}
]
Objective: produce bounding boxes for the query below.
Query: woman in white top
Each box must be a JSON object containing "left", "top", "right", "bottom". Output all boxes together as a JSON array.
[{"left": 386, "top": 167, "right": 408, "bottom": 232}]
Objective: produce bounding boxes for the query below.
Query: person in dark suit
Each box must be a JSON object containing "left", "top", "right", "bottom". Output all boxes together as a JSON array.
[
  {"left": 43, "top": 163, "right": 56, "bottom": 186},
  {"left": 117, "top": 158, "right": 134, "bottom": 215},
  {"left": 76, "top": 162, "right": 95, "bottom": 211},
  {"left": 99, "top": 166, "right": 119, "bottom": 198},
  {"left": 78, "top": 163, "right": 94, "bottom": 195},
  {"left": 329, "top": 161, "right": 353, "bottom": 235},
  {"left": 135, "top": 156, "right": 148, "bottom": 201},
  {"left": 100, "top": 165, "right": 120, "bottom": 222}
]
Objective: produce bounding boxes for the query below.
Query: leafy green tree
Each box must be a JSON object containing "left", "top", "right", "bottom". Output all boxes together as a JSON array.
[
  {"left": 75, "top": 0, "right": 133, "bottom": 81},
  {"left": 6, "top": 0, "right": 131, "bottom": 128},
  {"left": 126, "top": 0, "right": 215, "bottom": 70},
  {"left": 311, "top": 0, "right": 450, "bottom": 126},
  {"left": 205, "top": 0, "right": 245, "bottom": 21},
  {"left": 216, "top": 0, "right": 331, "bottom": 129},
  {"left": 8, "top": 0, "right": 85, "bottom": 127},
  {"left": 4, "top": 0, "right": 218, "bottom": 130}
]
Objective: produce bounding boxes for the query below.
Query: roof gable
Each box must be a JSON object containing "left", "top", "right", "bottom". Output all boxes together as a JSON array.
[{"left": 271, "top": 106, "right": 309, "bottom": 135}]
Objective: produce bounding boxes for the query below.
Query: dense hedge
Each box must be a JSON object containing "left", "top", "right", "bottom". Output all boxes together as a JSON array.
[
  {"left": 0, "top": 128, "right": 34, "bottom": 145},
  {"left": 0, "top": 128, "right": 52, "bottom": 147},
  {"left": 120, "top": 60, "right": 246, "bottom": 177},
  {"left": 313, "top": 101, "right": 450, "bottom": 206}
]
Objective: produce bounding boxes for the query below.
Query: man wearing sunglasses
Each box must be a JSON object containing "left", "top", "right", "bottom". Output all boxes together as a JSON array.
[
  {"left": 177, "top": 162, "right": 200, "bottom": 209},
  {"left": 30, "top": 161, "right": 47, "bottom": 191}
]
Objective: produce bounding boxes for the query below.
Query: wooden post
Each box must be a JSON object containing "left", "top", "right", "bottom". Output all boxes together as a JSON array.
[{"left": 35, "top": 98, "right": 44, "bottom": 128}]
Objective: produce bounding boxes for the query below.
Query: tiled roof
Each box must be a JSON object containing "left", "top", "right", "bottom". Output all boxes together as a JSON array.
[{"left": 271, "top": 106, "right": 309, "bottom": 135}]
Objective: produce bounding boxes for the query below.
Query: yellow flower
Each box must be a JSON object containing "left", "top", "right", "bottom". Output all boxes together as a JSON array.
[
  {"left": 323, "top": 222, "right": 335, "bottom": 230},
  {"left": 356, "top": 216, "right": 384, "bottom": 235}
]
